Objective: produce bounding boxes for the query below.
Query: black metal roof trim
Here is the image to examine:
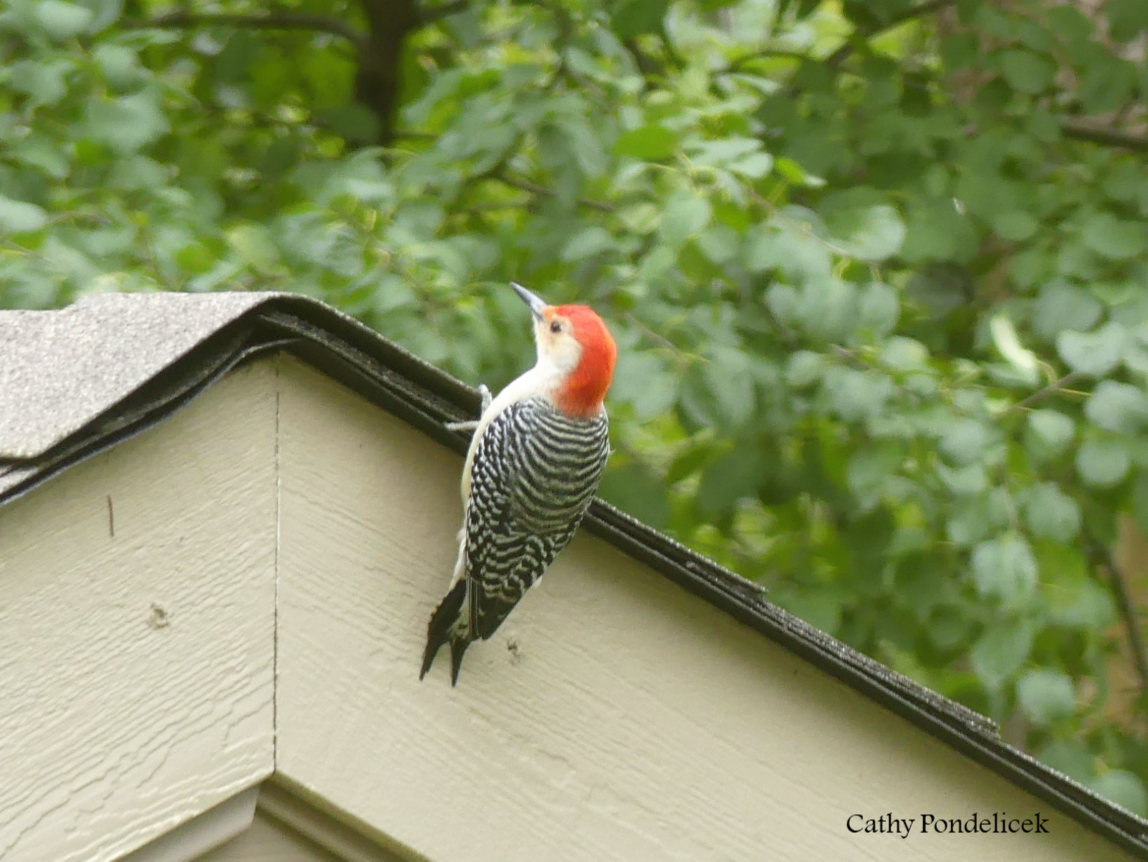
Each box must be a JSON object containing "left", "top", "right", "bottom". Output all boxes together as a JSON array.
[{"left": 2, "top": 293, "right": 1145, "bottom": 858}]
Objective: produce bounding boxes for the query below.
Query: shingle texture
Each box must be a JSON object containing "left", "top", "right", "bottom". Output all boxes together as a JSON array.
[{"left": 0, "top": 291, "right": 267, "bottom": 460}]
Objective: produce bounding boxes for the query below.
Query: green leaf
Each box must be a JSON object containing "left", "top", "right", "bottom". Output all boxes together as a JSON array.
[
  {"left": 765, "top": 283, "right": 799, "bottom": 327},
  {"left": 696, "top": 225, "right": 739, "bottom": 265},
  {"left": 936, "top": 462, "right": 988, "bottom": 495},
  {"left": 970, "top": 534, "right": 1038, "bottom": 604},
  {"left": 1078, "top": 56, "right": 1137, "bottom": 114},
  {"left": 1108, "top": 0, "right": 1148, "bottom": 42},
  {"left": 998, "top": 49, "right": 1055, "bottom": 93},
  {"left": 227, "top": 224, "right": 280, "bottom": 273},
  {"left": 990, "top": 210, "right": 1039, "bottom": 241},
  {"left": 94, "top": 44, "right": 146, "bottom": 93},
  {"left": 1022, "top": 482, "right": 1081, "bottom": 540},
  {"left": 12, "top": 136, "right": 70, "bottom": 178},
  {"left": 989, "top": 314, "right": 1039, "bottom": 384},
  {"left": 971, "top": 618, "right": 1034, "bottom": 689},
  {"left": 86, "top": 0, "right": 125, "bottom": 32},
  {"left": 947, "top": 490, "right": 1011, "bottom": 547},
  {"left": 320, "top": 104, "right": 381, "bottom": 142},
  {"left": 613, "top": 125, "right": 679, "bottom": 160},
  {"left": 704, "top": 347, "right": 755, "bottom": 431},
  {"left": 599, "top": 462, "right": 670, "bottom": 528},
  {"left": 34, "top": 0, "right": 94, "bottom": 40},
  {"left": 681, "top": 347, "right": 756, "bottom": 433},
  {"left": 1031, "top": 283, "right": 1102, "bottom": 341},
  {"left": 174, "top": 242, "right": 216, "bottom": 275},
  {"left": 879, "top": 337, "right": 929, "bottom": 371},
  {"left": 1131, "top": 472, "right": 1148, "bottom": 538},
  {"left": 729, "top": 152, "right": 774, "bottom": 179},
  {"left": 9, "top": 60, "right": 71, "bottom": 107},
  {"left": 1076, "top": 437, "right": 1131, "bottom": 488},
  {"left": 0, "top": 195, "right": 49, "bottom": 235},
  {"left": 1026, "top": 410, "right": 1075, "bottom": 460},
  {"left": 927, "top": 604, "right": 973, "bottom": 649},
  {"left": 1038, "top": 740, "right": 1093, "bottom": 784},
  {"left": 901, "top": 198, "right": 973, "bottom": 263},
  {"left": 1041, "top": 548, "right": 1116, "bottom": 629},
  {"left": 561, "top": 227, "right": 615, "bottom": 261},
  {"left": 85, "top": 89, "right": 170, "bottom": 154},
  {"left": 687, "top": 137, "right": 760, "bottom": 167},
  {"left": 775, "top": 586, "right": 844, "bottom": 633},
  {"left": 835, "top": 204, "right": 906, "bottom": 262},
  {"left": 822, "top": 367, "right": 893, "bottom": 423},
  {"left": 846, "top": 444, "right": 902, "bottom": 511},
  {"left": 784, "top": 350, "right": 824, "bottom": 389},
  {"left": 796, "top": 277, "right": 856, "bottom": 342},
  {"left": 939, "top": 418, "right": 989, "bottom": 466},
  {"left": 856, "top": 281, "right": 899, "bottom": 337},
  {"left": 1057, "top": 322, "right": 1125, "bottom": 377},
  {"left": 611, "top": 0, "right": 669, "bottom": 38},
  {"left": 610, "top": 351, "right": 678, "bottom": 419},
  {"left": 659, "top": 192, "right": 711, "bottom": 247},
  {"left": 1016, "top": 669, "right": 1075, "bottom": 725},
  {"left": 696, "top": 448, "right": 764, "bottom": 515},
  {"left": 1081, "top": 211, "right": 1145, "bottom": 260},
  {"left": 1085, "top": 381, "right": 1148, "bottom": 434},
  {"left": 1087, "top": 771, "right": 1148, "bottom": 818}
]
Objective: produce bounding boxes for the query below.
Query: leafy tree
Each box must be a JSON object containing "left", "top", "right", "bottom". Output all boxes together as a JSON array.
[{"left": 2, "top": 0, "right": 1146, "bottom": 814}]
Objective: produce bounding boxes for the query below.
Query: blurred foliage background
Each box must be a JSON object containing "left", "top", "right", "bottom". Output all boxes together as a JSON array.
[{"left": 2, "top": 0, "right": 1147, "bottom": 815}]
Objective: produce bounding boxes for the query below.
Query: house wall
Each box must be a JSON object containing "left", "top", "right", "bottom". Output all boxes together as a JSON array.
[
  {"left": 197, "top": 811, "right": 339, "bottom": 862},
  {"left": 271, "top": 356, "right": 1140, "bottom": 862},
  {"left": 0, "top": 364, "right": 278, "bottom": 862},
  {"left": 1, "top": 352, "right": 1139, "bottom": 862}
]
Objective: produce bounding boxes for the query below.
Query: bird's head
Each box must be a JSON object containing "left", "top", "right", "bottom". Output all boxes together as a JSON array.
[{"left": 512, "top": 282, "right": 616, "bottom": 418}]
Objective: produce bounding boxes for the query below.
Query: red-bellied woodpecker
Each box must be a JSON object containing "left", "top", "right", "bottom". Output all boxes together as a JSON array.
[{"left": 420, "top": 282, "right": 617, "bottom": 685}]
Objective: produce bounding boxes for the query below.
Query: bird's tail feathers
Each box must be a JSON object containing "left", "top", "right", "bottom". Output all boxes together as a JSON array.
[
  {"left": 449, "top": 637, "right": 471, "bottom": 686},
  {"left": 420, "top": 579, "right": 470, "bottom": 684}
]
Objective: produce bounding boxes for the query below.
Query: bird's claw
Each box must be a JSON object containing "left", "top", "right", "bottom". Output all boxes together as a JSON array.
[{"left": 446, "top": 384, "right": 492, "bottom": 434}]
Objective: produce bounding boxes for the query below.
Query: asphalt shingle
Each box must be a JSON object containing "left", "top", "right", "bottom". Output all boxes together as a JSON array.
[{"left": 0, "top": 291, "right": 268, "bottom": 460}]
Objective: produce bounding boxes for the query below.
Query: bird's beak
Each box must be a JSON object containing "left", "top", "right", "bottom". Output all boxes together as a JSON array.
[{"left": 511, "top": 282, "right": 547, "bottom": 322}]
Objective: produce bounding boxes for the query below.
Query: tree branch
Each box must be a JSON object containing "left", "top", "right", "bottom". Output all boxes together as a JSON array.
[
  {"left": 1090, "top": 542, "right": 1148, "bottom": 703},
  {"left": 492, "top": 173, "right": 615, "bottom": 213},
  {"left": 825, "top": 0, "right": 955, "bottom": 71},
  {"left": 124, "top": 11, "right": 367, "bottom": 49},
  {"left": 1007, "top": 371, "right": 1084, "bottom": 412},
  {"left": 1060, "top": 119, "right": 1148, "bottom": 153},
  {"left": 719, "top": 48, "right": 810, "bottom": 76}
]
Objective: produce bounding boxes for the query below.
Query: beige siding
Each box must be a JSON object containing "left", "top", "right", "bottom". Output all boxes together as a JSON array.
[
  {"left": 1, "top": 353, "right": 1138, "bottom": 862},
  {"left": 197, "top": 811, "right": 339, "bottom": 862},
  {"left": 0, "top": 364, "right": 278, "bottom": 862},
  {"left": 274, "top": 355, "right": 1138, "bottom": 862}
]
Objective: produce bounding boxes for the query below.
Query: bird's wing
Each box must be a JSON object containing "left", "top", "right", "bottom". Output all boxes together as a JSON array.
[{"left": 463, "top": 401, "right": 577, "bottom": 641}]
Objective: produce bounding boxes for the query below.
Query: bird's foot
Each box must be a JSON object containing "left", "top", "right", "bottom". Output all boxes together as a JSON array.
[{"left": 445, "top": 384, "right": 492, "bottom": 433}]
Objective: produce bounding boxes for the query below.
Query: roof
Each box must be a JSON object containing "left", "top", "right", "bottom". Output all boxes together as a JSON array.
[{"left": 2, "top": 291, "right": 1146, "bottom": 859}]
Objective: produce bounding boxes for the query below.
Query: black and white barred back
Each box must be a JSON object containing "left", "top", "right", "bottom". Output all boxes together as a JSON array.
[
  {"left": 421, "top": 396, "right": 609, "bottom": 683},
  {"left": 466, "top": 396, "right": 610, "bottom": 636}
]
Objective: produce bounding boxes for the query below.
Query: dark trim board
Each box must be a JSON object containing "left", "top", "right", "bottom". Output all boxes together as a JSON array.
[{"left": 2, "top": 294, "right": 1146, "bottom": 858}]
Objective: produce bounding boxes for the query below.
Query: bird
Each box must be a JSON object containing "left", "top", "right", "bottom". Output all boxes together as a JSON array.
[{"left": 420, "top": 282, "right": 617, "bottom": 685}]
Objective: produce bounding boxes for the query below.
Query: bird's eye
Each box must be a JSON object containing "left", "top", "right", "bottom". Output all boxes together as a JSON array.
[{"left": 550, "top": 320, "right": 562, "bottom": 333}]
